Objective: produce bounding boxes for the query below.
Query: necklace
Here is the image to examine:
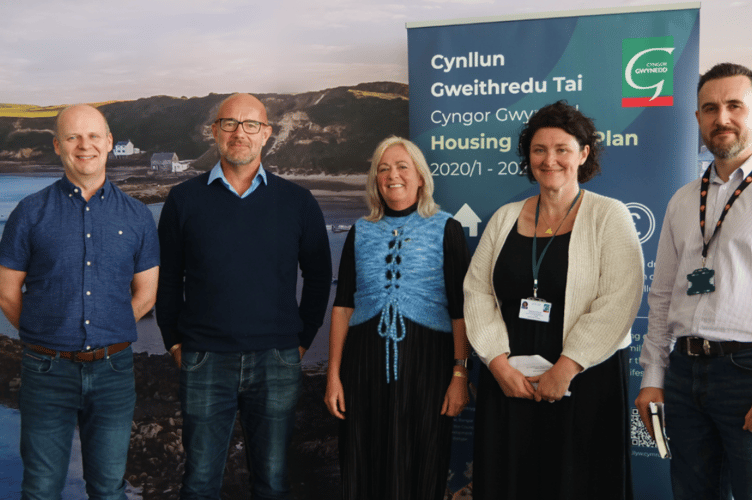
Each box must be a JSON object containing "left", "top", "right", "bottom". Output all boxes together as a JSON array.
[
  {"left": 538, "top": 211, "right": 558, "bottom": 235},
  {"left": 532, "top": 189, "right": 582, "bottom": 298},
  {"left": 537, "top": 189, "right": 582, "bottom": 236}
]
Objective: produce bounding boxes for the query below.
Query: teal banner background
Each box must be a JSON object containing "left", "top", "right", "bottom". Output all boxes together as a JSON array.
[{"left": 408, "top": 5, "right": 699, "bottom": 498}]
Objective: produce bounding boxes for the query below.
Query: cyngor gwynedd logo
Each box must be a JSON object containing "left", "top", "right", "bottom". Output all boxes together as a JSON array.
[{"left": 622, "top": 37, "right": 675, "bottom": 108}]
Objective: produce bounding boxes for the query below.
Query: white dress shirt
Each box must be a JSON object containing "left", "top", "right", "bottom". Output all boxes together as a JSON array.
[{"left": 640, "top": 155, "right": 752, "bottom": 388}]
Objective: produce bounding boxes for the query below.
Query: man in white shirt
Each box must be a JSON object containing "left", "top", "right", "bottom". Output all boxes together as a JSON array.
[{"left": 636, "top": 62, "right": 752, "bottom": 500}]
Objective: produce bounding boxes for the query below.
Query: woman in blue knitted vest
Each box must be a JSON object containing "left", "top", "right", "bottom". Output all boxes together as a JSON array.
[{"left": 325, "top": 136, "right": 471, "bottom": 500}]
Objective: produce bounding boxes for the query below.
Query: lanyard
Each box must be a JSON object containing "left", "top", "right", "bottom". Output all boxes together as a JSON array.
[
  {"left": 699, "top": 163, "right": 752, "bottom": 262},
  {"left": 531, "top": 189, "right": 581, "bottom": 298}
]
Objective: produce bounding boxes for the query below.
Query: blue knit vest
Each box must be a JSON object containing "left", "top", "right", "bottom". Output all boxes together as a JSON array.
[{"left": 350, "top": 210, "right": 452, "bottom": 382}]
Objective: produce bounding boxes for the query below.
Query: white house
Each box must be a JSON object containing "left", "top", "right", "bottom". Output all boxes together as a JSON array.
[
  {"left": 151, "top": 152, "right": 185, "bottom": 173},
  {"left": 114, "top": 140, "right": 135, "bottom": 157}
]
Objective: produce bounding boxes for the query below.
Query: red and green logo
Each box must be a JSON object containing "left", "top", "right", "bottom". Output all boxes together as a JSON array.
[{"left": 622, "top": 37, "right": 675, "bottom": 107}]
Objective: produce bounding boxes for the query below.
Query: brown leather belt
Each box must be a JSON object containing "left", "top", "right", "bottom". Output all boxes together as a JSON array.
[
  {"left": 677, "top": 336, "right": 752, "bottom": 357},
  {"left": 27, "top": 342, "right": 131, "bottom": 362}
]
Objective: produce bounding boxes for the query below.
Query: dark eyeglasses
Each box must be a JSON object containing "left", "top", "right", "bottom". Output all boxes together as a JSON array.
[{"left": 215, "top": 118, "right": 269, "bottom": 134}]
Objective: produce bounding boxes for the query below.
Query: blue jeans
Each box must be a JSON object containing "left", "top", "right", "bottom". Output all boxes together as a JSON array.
[
  {"left": 179, "top": 348, "right": 302, "bottom": 500},
  {"left": 665, "top": 348, "right": 752, "bottom": 500},
  {"left": 19, "top": 346, "right": 136, "bottom": 500}
]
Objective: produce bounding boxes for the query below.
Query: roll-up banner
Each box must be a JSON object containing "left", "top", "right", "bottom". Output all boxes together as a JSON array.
[{"left": 407, "top": 4, "right": 699, "bottom": 498}]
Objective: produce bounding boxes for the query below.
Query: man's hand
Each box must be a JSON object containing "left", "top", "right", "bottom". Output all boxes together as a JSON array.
[
  {"left": 169, "top": 343, "right": 182, "bottom": 367},
  {"left": 298, "top": 346, "right": 306, "bottom": 360},
  {"left": 743, "top": 405, "right": 752, "bottom": 432},
  {"left": 0, "top": 265, "right": 26, "bottom": 330},
  {"left": 635, "top": 387, "right": 664, "bottom": 440}
]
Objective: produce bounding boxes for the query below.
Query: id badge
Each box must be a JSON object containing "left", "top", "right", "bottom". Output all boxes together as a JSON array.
[
  {"left": 687, "top": 267, "right": 715, "bottom": 295},
  {"left": 519, "top": 298, "right": 552, "bottom": 323}
]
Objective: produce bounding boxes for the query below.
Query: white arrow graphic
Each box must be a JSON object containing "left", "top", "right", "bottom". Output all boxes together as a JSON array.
[{"left": 454, "top": 203, "right": 482, "bottom": 237}]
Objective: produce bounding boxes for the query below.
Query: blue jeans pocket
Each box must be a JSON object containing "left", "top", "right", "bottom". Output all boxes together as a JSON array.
[
  {"left": 21, "top": 349, "right": 53, "bottom": 374},
  {"left": 730, "top": 349, "right": 752, "bottom": 372},
  {"left": 182, "top": 351, "right": 210, "bottom": 371},
  {"left": 107, "top": 347, "right": 134, "bottom": 373},
  {"left": 273, "top": 348, "right": 301, "bottom": 367}
]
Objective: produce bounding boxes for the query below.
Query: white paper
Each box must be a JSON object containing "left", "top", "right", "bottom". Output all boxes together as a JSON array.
[{"left": 508, "top": 355, "right": 571, "bottom": 396}]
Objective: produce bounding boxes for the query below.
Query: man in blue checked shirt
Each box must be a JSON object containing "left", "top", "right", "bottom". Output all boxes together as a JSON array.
[{"left": 0, "top": 104, "right": 160, "bottom": 500}]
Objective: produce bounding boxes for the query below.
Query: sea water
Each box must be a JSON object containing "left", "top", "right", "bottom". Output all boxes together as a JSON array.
[
  {"left": 0, "top": 175, "right": 59, "bottom": 232},
  {"left": 0, "top": 403, "right": 142, "bottom": 499},
  {"left": 0, "top": 406, "right": 89, "bottom": 499}
]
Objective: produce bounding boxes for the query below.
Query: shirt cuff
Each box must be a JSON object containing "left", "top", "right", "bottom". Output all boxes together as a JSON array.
[{"left": 640, "top": 364, "right": 667, "bottom": 390}]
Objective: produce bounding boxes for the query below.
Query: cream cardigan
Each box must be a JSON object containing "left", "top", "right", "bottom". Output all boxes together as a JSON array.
[{"left": 463, "top": 190, "right": 644, "bottom": 370}]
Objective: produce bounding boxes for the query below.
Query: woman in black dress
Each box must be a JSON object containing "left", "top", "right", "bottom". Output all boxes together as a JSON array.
[
  {"left": 464, "top": 101, "right": 644, "bottom": 499},
  {"left": 325, "top": 136, "right": 471, "bottom": 500}
]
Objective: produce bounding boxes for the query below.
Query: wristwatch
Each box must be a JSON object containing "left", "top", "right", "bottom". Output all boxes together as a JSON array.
[{"left": 454, "top": 358, "right": 470, "bottom": 369}]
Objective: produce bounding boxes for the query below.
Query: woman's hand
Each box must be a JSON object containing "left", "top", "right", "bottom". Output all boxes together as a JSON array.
[
  {"left": 528, "top": 356, "right": 582, "bottom": 402},
  {"left": 325, "top": 306, "right": 353, "bottom": 420},
  {"left": 441, "top": 371, "right": 470, "bottom": 416},
  {"left": 488, "top": 354, "right": 536, "bottom": 399},
  {"left": 324, "top": 376, "right": 346, "bottom": 420}
]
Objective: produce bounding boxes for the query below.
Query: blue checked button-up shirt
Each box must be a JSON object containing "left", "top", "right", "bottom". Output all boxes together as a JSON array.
[{"left": 0, "top": 176, "right": 159, "bottom": 351}]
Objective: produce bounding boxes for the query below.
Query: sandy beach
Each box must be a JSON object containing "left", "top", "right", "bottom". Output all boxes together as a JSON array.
[{"left": 0, "top": 161, "right": 369, "bottom": 208}]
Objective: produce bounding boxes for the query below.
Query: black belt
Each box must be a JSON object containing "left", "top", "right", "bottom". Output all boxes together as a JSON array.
[
  {"left": 677, "top": 336, "right": 752, "bottom": 357},
  {"left": 27, "top": 342, "right": 131, "bottom": 362}
]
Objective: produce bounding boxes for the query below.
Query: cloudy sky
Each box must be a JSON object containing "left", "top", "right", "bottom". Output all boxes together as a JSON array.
[{"left": 1, "top": 0, "right": 749, "bottom": 106}]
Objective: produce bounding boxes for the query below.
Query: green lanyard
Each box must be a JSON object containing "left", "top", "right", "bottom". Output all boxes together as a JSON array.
[{"left": 531, "top": 189, "right": 581, "bottom": 298}]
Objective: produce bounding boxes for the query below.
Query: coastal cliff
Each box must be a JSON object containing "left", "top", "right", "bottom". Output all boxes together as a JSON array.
[{"left": 0, "top": 82, "right": 409, "bottom": 176}]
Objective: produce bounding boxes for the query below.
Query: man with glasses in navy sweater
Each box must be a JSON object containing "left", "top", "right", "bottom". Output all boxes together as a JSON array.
[{"left": 156, "top": 93, "right": 332, "bottom": 500}]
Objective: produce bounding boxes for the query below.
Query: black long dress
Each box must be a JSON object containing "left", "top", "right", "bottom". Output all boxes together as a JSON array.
[
  {"left": 333, "top": 205, "right": 470, "bottom": 500},
  {"left": 473, "top": 222, "right": 632, "bottom": 500}
]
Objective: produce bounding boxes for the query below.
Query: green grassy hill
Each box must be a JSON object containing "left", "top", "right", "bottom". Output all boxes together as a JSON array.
[{"left": 0, "top": 82, "right": 409, "bottom": 173}]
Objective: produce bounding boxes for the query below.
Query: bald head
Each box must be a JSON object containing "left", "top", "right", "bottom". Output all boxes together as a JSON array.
[
  {"left": 55, "top": 104, "right": 110, "bottom": 140},
  {"left": 215, "top": 93, "right": 268, "bottom": 124},
  {"left": 212, "top": 93, "right": 272, "bottom": 169},
  {"left": 53, "top": 104, "right": 113, "bottom": 195}
]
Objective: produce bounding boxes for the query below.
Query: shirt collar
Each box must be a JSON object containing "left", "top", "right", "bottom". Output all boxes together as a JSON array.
[
  {"left": 208, "top": 161, "right": 267, "bottom": 198},
  {"left": 710, "top": 154, "right": 752, "bottom": 184},
  {"left": 738, "top": 154, "right": 752, "bottom": 180},
  {"left": 59, "top": 174, "right": 112, "bottom": 200}
]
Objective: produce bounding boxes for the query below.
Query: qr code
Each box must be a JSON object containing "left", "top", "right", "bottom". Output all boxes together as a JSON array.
[{"left": 630, "top": 408, "right": 656, "bottom": 447}]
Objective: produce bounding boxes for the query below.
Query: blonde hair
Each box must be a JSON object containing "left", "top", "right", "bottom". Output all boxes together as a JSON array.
[{"left": 365, "top": 136, "right": 439, "bottom": 222}]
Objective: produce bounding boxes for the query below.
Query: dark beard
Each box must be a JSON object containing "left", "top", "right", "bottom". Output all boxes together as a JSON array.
[{"left": 706, "top": 130, "right": 750, "bottom": 160}]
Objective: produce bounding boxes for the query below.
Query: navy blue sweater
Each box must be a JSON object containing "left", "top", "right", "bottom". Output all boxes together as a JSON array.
[{"left": 156, "top": 171, "right": 332, "bottom": 352}]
